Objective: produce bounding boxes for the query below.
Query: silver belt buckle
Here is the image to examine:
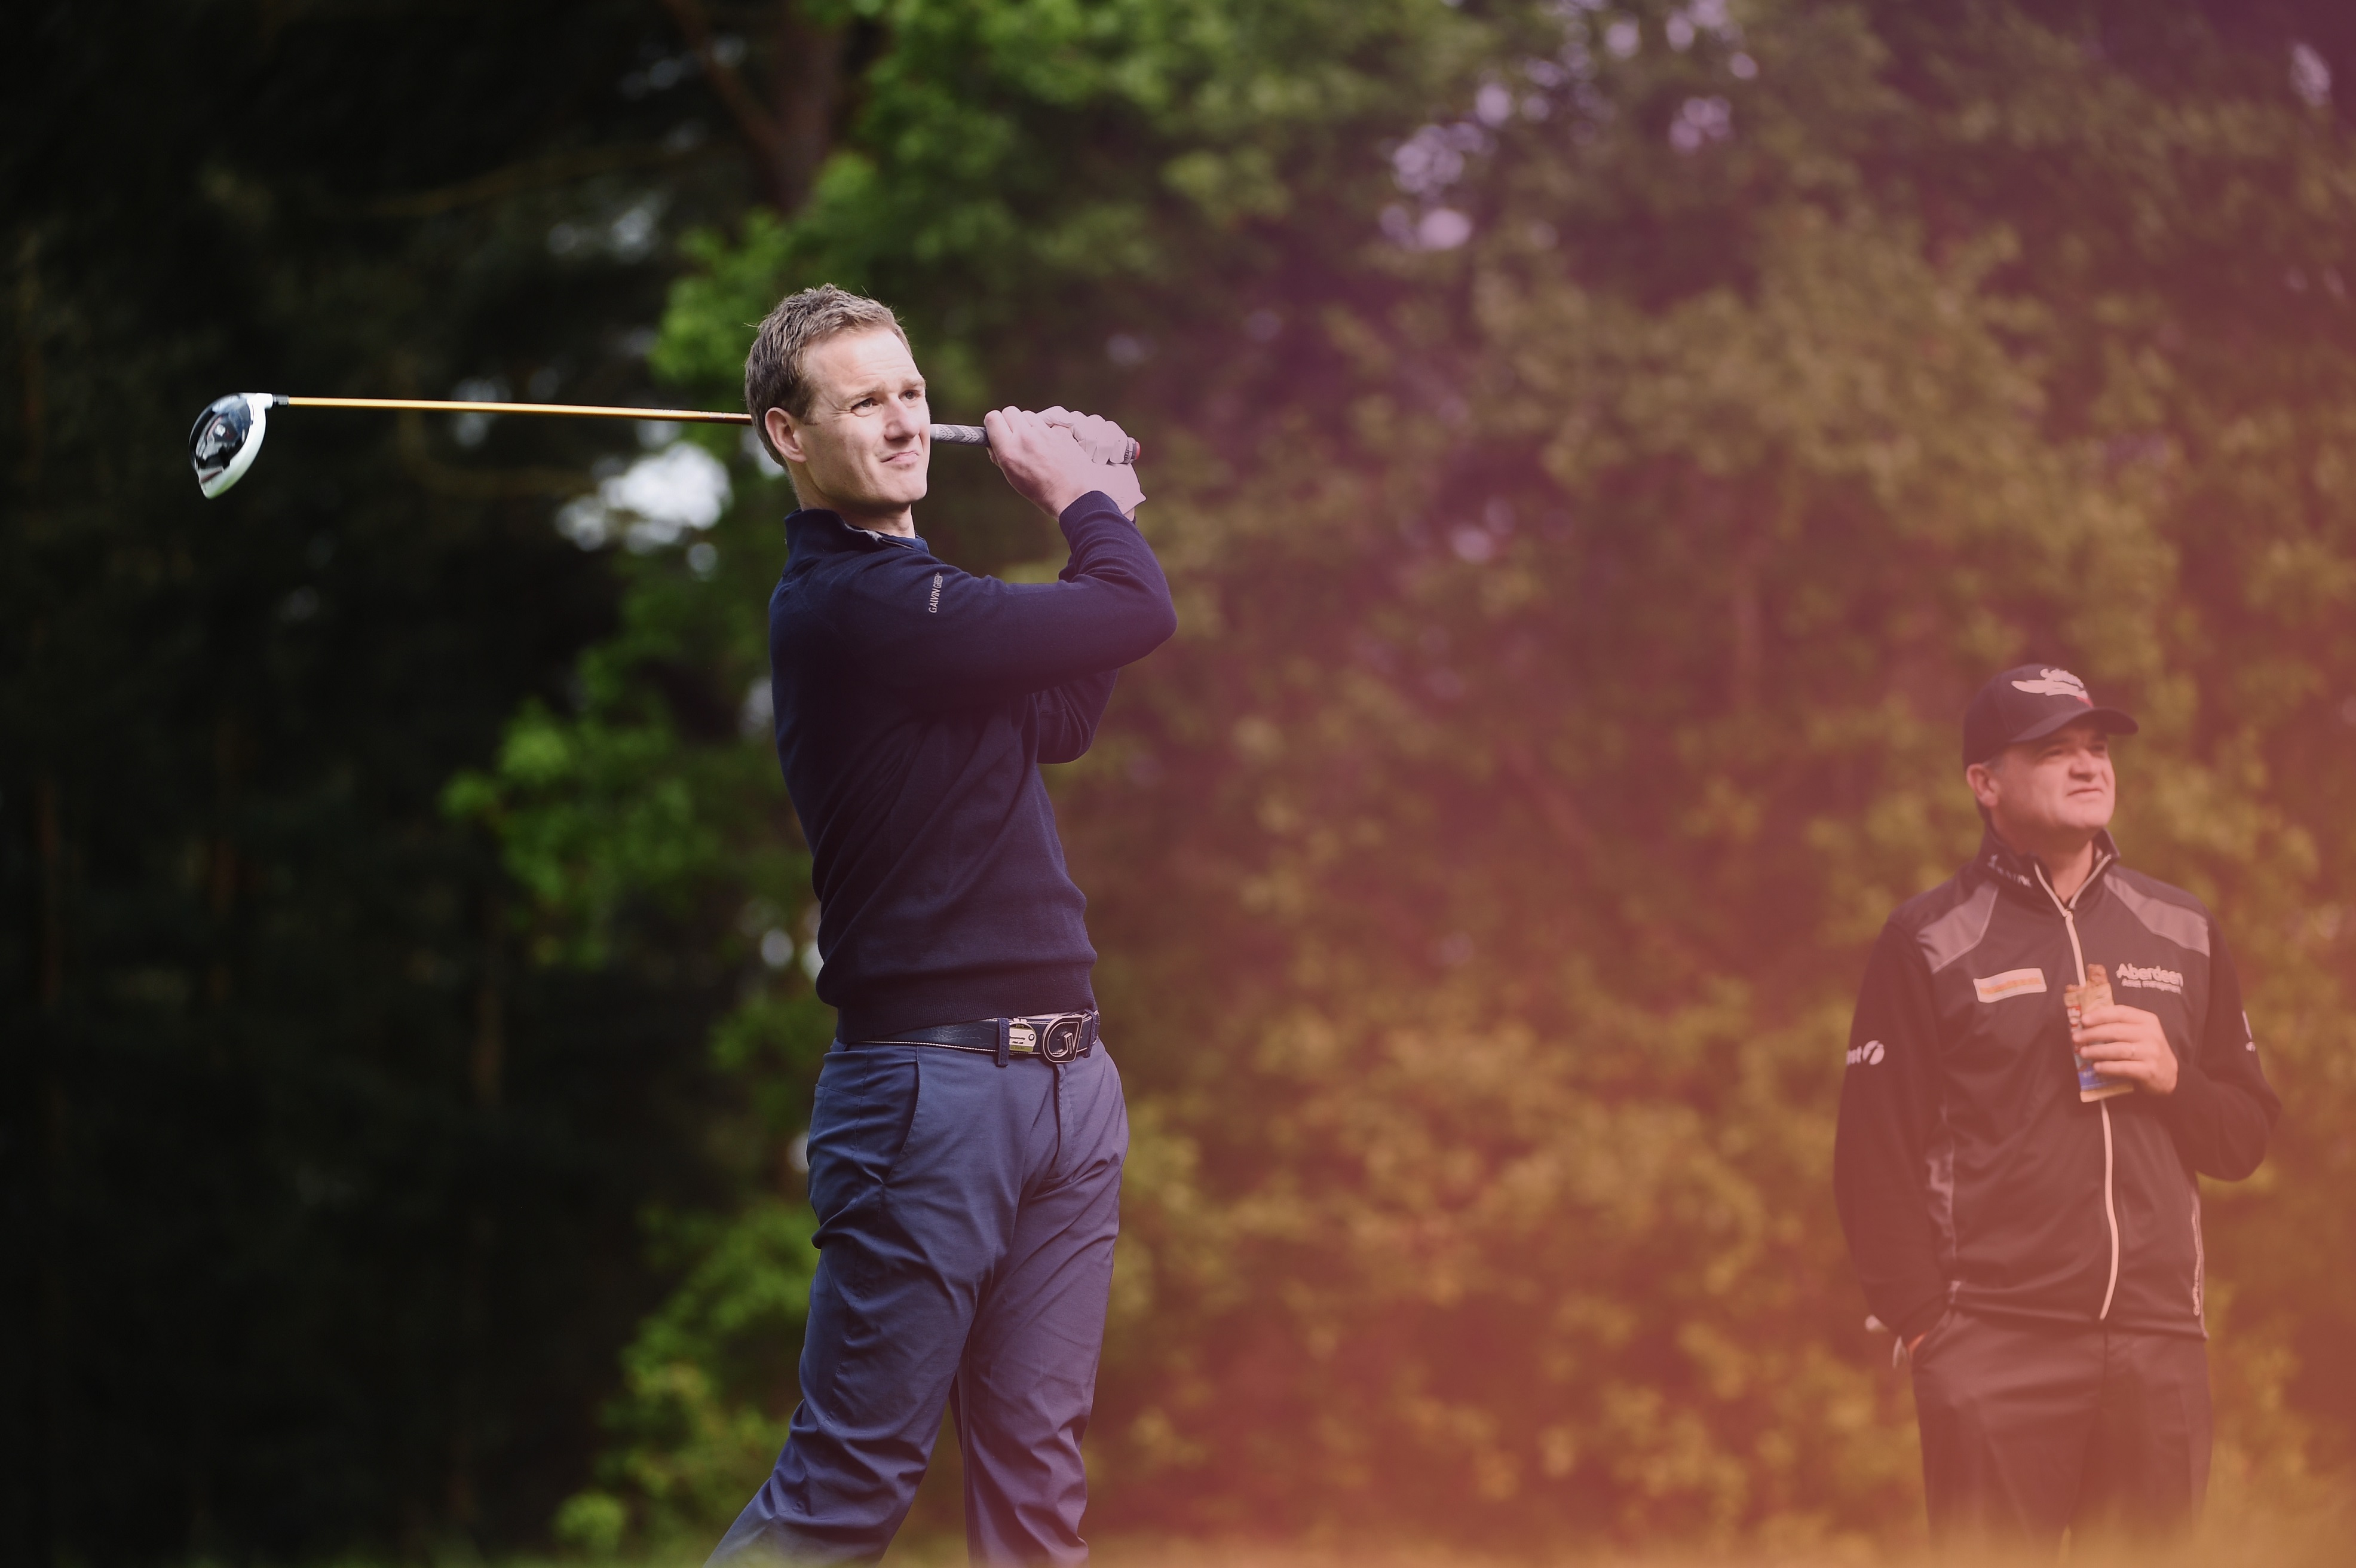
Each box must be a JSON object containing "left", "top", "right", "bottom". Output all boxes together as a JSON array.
[{"left": 1028, "top": 1012, "right": 1090, "bottom": 1063}]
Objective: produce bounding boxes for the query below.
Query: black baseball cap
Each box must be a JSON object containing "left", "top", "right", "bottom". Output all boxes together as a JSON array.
[{"left": 1963, "top": 664, "right": 2139, "bottom": 766}]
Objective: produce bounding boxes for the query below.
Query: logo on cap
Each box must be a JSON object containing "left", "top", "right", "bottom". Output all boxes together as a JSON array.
[{"left": 2012, "top": 668, "right": 2092, "bottom": 705}]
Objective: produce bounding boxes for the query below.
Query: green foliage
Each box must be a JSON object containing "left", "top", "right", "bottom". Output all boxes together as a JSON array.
[
  {"left": 574, "top": 1200, "right": 821, "bottom": 1546},
  {"left": 440, "top": 430, "right": 837, "bottom": 1560},
  {"left": 1073, "top": 0, "right": 2356, "bottom": 1543},
  {"left": 649, "top": 0, "right": 1487, "bottom": 387},
  {"left": 534, "top": 0, "right": 2356, "bottom": 1551},
  {"left": 442, "top": 536, "right": 802, "bottom": 970},
  {"left": 497, "top": 0, "right": 1498, "bottom": 1544},
  {"left": 552, "top": 1490, "right": 631, "bottom": 1557},
  {"left": 30, "top": 0, "right": 2352, "bottom": 1558}
]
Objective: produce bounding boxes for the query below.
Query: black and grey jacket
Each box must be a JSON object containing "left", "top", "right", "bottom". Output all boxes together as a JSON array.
[{"left": 1833, "top": 831, "right": 2281, "bottom": 1342}]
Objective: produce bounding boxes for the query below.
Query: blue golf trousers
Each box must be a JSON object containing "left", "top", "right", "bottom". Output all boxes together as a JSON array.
[{"left": 709, "top": 1042, "right": 1128, "bottom": 1566}]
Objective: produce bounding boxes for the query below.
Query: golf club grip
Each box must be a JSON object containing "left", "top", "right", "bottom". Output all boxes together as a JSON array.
[{"left": 930, "top": 422, "right": 1142, "bottom": 464}]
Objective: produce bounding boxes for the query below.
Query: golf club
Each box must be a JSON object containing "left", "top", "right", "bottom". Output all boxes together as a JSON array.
[{"left": 188, "top": 394, "right": 1129, "bottom": 498}]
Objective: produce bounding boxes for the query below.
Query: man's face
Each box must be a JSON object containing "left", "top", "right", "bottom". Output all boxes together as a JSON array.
[
  {"left": 1969, "top": 719, "right": 2116, "bottom": 850},
  {"left": 767, "top": 327, "right": 930, "bottom": 523}
]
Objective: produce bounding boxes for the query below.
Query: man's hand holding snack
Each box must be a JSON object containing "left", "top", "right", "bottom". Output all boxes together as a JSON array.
[{"left": 2072, "top": 1002, "right": 2180, "bottom": 1095}]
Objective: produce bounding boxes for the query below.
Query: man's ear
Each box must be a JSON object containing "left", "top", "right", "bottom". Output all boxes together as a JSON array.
[
  {"left": 1965, "top": 758, "right": 2002, "bottom": 811},
  {"left": 764, "top": 407, "right": 805, "bottom": 466}
]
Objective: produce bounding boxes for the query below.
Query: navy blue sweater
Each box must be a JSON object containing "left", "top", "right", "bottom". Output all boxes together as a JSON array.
[{"left": 768, "top": 490, "right": 1176, "bottom": 1041}]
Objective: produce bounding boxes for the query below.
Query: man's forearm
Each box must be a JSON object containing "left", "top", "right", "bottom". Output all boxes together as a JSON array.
[{"left": 841, "top": 494, "right": 1174, "bottom": 697}]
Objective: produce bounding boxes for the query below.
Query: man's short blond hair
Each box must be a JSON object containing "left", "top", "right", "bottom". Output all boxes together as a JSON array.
[{"left": 743, "top": 284, "right": 909, "bottom": 463}]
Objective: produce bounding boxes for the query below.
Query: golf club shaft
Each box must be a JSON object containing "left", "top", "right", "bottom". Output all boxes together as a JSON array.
[
  {"left": 287, "top": 396, "right": 747, "bottom": 422},
  {"left": 281, "top": 396, "right": 992, "bottom": 445}
]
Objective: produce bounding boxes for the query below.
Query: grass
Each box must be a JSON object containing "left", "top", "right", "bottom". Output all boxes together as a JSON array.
[{"left": 555, "top": 1498, "right": 2354, "bottom": 1568}]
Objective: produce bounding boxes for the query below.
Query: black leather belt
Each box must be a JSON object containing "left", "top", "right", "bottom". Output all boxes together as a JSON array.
[{"left": 843, "top": 1010, "right": 1098, "bottom": 1067}]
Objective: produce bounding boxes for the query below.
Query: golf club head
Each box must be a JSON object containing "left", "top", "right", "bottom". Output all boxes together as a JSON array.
[{"left": 190, "top": 393, "right": 278, "bottom": 498}]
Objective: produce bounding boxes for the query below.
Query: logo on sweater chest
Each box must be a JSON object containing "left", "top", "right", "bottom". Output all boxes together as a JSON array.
[
  {"left": 928, "top": 572, "right": 942, "bottom": 613},
  {"left": 1972, "top": 967, "right": 2048, "bottom": 1003},
  {"left": 2115, "top": 961, "right": 2184, "bottom": 995}
]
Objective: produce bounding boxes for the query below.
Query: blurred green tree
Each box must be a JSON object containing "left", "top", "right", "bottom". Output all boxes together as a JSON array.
[
  {"left": 454, "top": 0, "right": 1500, "bottom": 1546},
  {"left": 512, "top": 0, "right": 2356, "bottom": 1552},
  {"left": 1076, "top": 0, "right": 2356, "bottom": 1544}
]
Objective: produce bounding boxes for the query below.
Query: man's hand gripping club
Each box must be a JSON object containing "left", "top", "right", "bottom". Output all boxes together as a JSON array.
[{"left": 985, "top": 406, "right": 1146, "bottom": 520}]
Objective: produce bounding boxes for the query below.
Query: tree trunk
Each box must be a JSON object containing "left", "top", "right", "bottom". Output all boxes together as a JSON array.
[{"left": 659, "top": 0, "right": 844, "bottom": 213}]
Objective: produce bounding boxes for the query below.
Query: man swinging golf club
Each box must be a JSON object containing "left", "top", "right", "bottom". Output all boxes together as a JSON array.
[
  {"left": 1834, "top": 666, "right": 2281, "bottom": 1546},
  {"left": 706, "top": 286, "right": 1174, "bottom": 1567}
]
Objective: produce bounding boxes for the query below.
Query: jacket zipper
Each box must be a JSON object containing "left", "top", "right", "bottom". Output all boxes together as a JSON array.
[
  {"left": 2190, "top": 1186, "right": 2205, "bottom": 1323},
  {"left": 2034, "top": 852, "right": 2121, "bottom": 1321}
]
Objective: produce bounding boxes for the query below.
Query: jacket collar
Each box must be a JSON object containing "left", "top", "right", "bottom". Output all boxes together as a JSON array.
[
  {"left": 1971, "top": 827, "right": 2121, "bottom": 906},
  {"left": 784, "top": 507, "right": 927, "bottom": 557}
]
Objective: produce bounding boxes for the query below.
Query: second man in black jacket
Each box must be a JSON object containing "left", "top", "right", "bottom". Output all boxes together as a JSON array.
[{"left": 1834, "top": 665, "right": 2280, "bottom": 1545}]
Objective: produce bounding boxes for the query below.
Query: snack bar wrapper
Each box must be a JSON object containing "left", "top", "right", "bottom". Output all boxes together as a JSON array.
[{"left": 2064, "top": 963, "right": 2134, "bottom": 1102}]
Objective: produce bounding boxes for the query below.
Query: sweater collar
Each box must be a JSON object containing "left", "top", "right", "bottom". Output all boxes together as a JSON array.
[{"left": 784, "top": 507, "right": 929, "bottom": 556}]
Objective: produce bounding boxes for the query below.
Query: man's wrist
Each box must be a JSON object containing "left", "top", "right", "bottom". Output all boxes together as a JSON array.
[
  {"left": 2158, "top": 1055, "right": 2214, "bottom": 1117},
  {"left": 1057, "top": 488, "right": 1123, "bottom": 528}
]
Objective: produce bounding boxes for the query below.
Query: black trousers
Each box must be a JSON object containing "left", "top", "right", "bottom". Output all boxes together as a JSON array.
[{"left": 1909, "top": 1310, "right": 2210, "bottom": 1546}]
